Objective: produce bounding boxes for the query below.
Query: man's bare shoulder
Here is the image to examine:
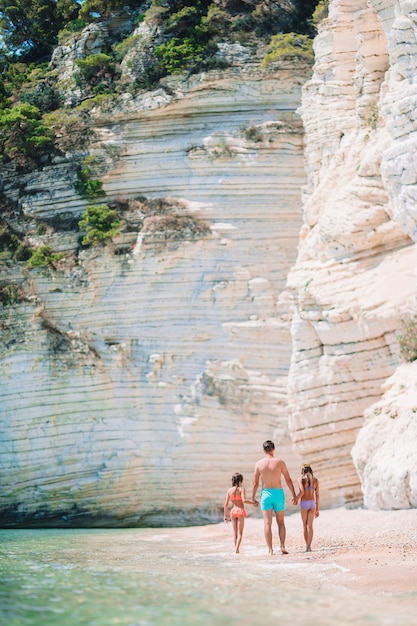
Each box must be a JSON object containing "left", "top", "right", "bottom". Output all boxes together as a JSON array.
[
  {"left": 255, "top": 457, "right": 270, "bottom": 469},
  {"left": 271, "top": 458, "right": 286, "bottom": 470},
  {"left": 256, "top": 457, "right": 284, "bottom": 470}
]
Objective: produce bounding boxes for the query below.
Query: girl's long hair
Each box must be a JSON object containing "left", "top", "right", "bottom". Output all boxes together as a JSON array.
[
  {"left": 231, "top": 472, "right": 243, "bottom": 495},
  {"left": 301, "top": 464, "right": 314, "bottom": 488}
]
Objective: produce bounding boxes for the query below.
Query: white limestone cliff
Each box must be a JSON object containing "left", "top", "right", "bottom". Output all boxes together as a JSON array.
[
  {"left": 351, "top": 0, "right": 417, "bottom": 508},
  {"left": 352, "top": 362, "right": 417, "bottom": 509},
  {"left": 0, "top": 58, "right": 309, "bottom": 526},
  {"left": 288, "top": 0, "right": 417, "bottom": 507},
  {"left": 2, "top": 0, "right": 417, "bottom": 525}
]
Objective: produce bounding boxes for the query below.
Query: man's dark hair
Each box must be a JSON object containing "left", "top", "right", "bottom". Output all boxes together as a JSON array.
[{"left": 263, "top": 440, "right": 275, "bottom": 453}]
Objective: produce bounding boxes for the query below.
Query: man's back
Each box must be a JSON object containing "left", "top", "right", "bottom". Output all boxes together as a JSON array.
[{"left": 255, "top": 456, "right": 285, "bottom": 489}]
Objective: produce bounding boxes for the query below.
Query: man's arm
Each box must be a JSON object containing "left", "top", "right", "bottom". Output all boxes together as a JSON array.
[
  {"left": 252, "top": 464, "right": 260, "bottom": 502},
  {"left": 281, "top": 461, "right": 297, "bottom": 501}
]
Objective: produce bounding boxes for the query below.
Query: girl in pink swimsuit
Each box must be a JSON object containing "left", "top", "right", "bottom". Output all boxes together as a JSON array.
[
  {"left": 294, "top": 464, "right": 320, "bottom": 552},
  {"left": 223, "top": 473, "right": 257, "bottom": 553}
]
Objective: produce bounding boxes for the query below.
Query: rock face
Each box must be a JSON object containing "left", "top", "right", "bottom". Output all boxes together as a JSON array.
[
  {"left": 0, "top": 59, "right": 309, "bottom": 526},
  {"left": 351, "top": 0, "right": 417, "bottom": 508},
  {"left": 352, "top": 362, "right": 417, "bottom": 509},
  {"left": 287, "top": 0, "right": 417, "bottom": 507},
  {"left": 2, "top": 1, "right": 417, "bottom": 525}
]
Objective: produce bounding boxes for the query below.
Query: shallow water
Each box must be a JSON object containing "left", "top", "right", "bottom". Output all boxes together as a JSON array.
[{"left": 0, "top": 527, "right": 415, "bottom": 626}]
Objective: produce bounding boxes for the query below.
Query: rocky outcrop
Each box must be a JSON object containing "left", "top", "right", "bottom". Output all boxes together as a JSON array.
[
  {"left": 352, "top": 362, "right": 417, "bottom": 509},
  {"left": 51, "top": 10, "right": 138, "bottom": 106},
  {"left": 0, "top": 58, "right": 310, "bottom": 526},
  {"left": 380, "top": 0, "right": 417, "bottom": 240},
  {"left": 350, "top": 0, "right": 417, "bottom": 507},
  {"left": 287, "top": 0, "right": 417, "bottom": 507}
]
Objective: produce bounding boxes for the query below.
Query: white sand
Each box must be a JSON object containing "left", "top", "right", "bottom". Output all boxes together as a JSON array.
[{"left": 176, "top": 507, "right": 417, "bottom": 594}]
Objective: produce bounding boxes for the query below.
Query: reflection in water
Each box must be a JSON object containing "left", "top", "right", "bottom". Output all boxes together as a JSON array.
[{"left": 0, "top": 527, "right": 415, "bottom": 626}]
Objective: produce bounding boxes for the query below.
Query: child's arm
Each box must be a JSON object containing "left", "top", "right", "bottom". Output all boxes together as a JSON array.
[
  {"left": 315, "top": 479, "right": 320, "bottom": 517},
  {"left": 223, "top": 491, "right": 230, "bottom": 522},
  {"left": 243, "top": 488, "right": 258, "bottom": 507},
  {"left": 294, "top": 476, "right": 304, "bottom": 504}
]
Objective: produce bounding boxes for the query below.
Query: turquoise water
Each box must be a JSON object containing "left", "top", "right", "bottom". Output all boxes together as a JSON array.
[{"left": 0, "top": 527, "right": 415, "bottom": 626}]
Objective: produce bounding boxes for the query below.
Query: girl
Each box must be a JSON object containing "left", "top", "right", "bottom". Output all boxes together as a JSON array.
[
  {"left": 295, "top": 463, "right": 320, "bottom": 552},
  {"left": 224, "top": 473, "right": 257, "bottom": 553}
]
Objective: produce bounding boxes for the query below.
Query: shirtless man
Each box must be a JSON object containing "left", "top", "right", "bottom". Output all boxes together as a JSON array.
[{"left": 252, "top": 440, "right": 297, "bottom": 555}]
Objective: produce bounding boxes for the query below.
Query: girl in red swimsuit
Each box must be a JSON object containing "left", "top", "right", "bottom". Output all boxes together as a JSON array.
[
  {"left": 295, "top": 463, "right": 320, "bottom": 552},
  {"left": 223, "top": 473, "right": 257, "bottom": 553}
]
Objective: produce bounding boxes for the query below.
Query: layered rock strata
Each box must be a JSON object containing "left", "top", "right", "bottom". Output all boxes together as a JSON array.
[
  {"left": 0, "top": 60, "right": 309, "bottom": 526},
  {"left": 3, "top": 0, "right": 416, "bottom": 521},
  {"left": 351, "top": 0, "right": 417, "bottom": 507},
  {"left": 287, "top": 0, "right": 417, "bottom": 507},
  {"left": 352, "top": 362, "right": 417, "bottom": 509}
]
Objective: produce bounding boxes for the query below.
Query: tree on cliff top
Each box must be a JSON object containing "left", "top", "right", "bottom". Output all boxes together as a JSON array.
[
  {"left": 0, "top": 102, "right": 54, "bottom": 166},
  {"left": 0, "top": 0, "right": 321, "bottom": 63},
  {"left": 0, "top": 0, "right": 79, "bottom": 60},
  {"left": 78, "top": 0, "right": 145, "bottom": 20}
]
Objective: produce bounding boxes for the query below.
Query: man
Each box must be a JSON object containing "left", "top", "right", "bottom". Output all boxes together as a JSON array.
[{"left": 252, "top": 440, "right": 297, "bottom": 555}]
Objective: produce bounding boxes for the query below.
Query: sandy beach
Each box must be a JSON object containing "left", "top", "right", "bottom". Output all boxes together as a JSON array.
[
  {"left": 1, "top": 508, "right": 416, "bottom": 625},
  {"left": 179, "top": 507, "right": 417, "bottom": 595}
]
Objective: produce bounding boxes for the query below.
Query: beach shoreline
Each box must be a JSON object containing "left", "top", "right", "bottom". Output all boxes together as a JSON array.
[
  {"left": 175, "top": 507, "right": 417, "bottom": 595},
  {"left": 1, "top": 508, "right": 416, "bottom": 626}
]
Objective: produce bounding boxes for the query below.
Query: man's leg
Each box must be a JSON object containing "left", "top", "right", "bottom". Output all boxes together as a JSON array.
[
  {"left": 275, "top": 510, "right": 288, "bottom": 554},
  {"left": 262, "top": 509, "right": 274, "bottom": 555}
]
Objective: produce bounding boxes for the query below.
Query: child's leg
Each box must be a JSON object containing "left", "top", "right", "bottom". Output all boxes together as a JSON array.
[
  {"left": 232, "top": 517, "right": 238, "bottom": 547},
  {"left": 300, "top": 506, "right": 309, "bottom": 548},
  {"left": 235, "top": 517, "right": 245, "bottom": 553},
  {"left": 306, "top": 509, "right": 315, "bottom": 551}
]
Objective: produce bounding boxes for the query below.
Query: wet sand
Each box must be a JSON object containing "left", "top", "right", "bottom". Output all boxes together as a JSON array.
[
  {"left": 176, "top": 507, "right": 417, "bottom": 594},
  {"left": 1, "top": 509, "right": 415, "bottom": 626}
]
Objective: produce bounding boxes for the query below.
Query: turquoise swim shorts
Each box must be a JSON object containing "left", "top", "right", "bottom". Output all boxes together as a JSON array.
[{"left": 260, "top": 488, "right": 285, "bottom": 511}]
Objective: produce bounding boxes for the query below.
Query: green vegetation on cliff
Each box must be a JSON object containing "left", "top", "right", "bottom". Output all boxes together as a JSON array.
[
  {"left": 0, "top": 0, "right": 79, "bottom": 60},
  {"left": 0, "top": 0, "right": 319, "bottom": 267},
  {"left": 78, "top": 204, "right": 123, "bottom": 246},
  {"left": 261, "top": 33, "right": 314, "bottom": 66},
  {"left": 0, "top": 1, "right": 319, "bottom": 163},
  {"left": 1, "top": 1, "right": 319, "bottom": 65},
  {"left": 398, "top": 314, "right": 417, "bottom": 363},
  {"left": 0, "top": 102, "right": 54, "bottom": 166},
  {"left": 27, "top": 244, "right": 64, "bottom": 268}
]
